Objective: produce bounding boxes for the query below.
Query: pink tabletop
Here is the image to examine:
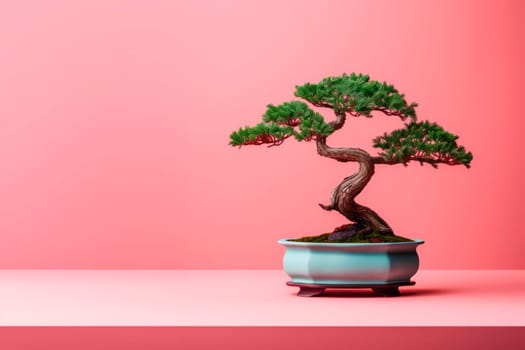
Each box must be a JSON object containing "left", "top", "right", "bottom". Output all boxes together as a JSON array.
[{"left": 0, "top": 269, "right": 523, "bottom": 326}]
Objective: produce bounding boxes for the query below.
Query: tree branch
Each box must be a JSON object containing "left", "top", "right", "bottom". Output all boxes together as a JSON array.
[
  {"left": 311, "top": 102, "right": 334, "bottom": 109},
  {"left": 372, "top": 155, "right": 465, "bottom": 167},
  {"left": 330, "top": 111, "right": 346, "bottom": 131},
  {"left": 374, "top": 107, "right": 411, "bottom": 120},
  {"left": 311, "top": 101, "right": 412, "bottom": 122},
  {"left": 317, "top": 137, "right": 373, "bottom": 164}
]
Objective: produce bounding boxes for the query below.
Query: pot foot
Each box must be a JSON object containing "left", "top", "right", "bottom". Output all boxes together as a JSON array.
[
  {"left": 371, "top": 286, "right": 401, "bottom": 297},
  {"left": 297, "top": 286, "right": 325, "bottom": 297},
  {"left": 287, "top": 281, "right": 414, "bottom": 297}
]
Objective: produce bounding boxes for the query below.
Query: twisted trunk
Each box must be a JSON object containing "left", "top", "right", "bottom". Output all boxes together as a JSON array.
[{"left": 316, "top": 137, "right": 394, "bottom": 235}]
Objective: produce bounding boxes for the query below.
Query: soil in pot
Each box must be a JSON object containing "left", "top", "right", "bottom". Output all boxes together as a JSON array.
[{"left": 291, "top": 223, "right": 414, "bottom": 243}]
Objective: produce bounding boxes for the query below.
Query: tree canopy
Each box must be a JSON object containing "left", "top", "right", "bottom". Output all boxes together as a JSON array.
[
  {"left": 229, "top": 73, "right": 472, "bottom": 168},
  {"left": 294, "top": 73, "right": 417, "bottom": 119},
  {"left": 229, "top": 101, "right": 333, "bottom": 146},
  {"left": 373, "top": 121, "right": 473, "bottom": 168}
]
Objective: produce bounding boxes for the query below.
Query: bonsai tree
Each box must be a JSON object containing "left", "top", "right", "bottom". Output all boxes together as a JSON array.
[{"left": 229, "top": 73, "right": 473, "bottom": 242}]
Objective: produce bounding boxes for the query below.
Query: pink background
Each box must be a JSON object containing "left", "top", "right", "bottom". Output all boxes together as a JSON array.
[{"left": 0, "top": 0, "right": 523, "bottom": 269}]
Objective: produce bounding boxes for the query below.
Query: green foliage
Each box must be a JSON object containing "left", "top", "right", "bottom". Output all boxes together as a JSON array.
[
  {"left": 229, "top": 122, "right": 294, "bottom": 146},
  {"left": 229, "top": 101, "right": 333, "bottom": 146},
  {"left": 230, "top": 73, "right": 472, "bottom": 171},
  {"left": 262, "top": 101, "right": 309, "bottom": 124},
  {"left": 295, "top": 73, "right": 417, "bottom": 120},
  {"left": 373, "top": 121, "right": 473, "bottom": 168}
]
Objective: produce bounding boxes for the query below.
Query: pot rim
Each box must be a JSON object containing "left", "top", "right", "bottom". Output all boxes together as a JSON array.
[{"left": 278, "top": 238, "right": 424, "bottom": 247}]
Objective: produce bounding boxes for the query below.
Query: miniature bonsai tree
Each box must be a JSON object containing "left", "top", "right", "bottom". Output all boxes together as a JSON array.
[{"left": 229, "top": 73, "right": 473, "bottom": 242}]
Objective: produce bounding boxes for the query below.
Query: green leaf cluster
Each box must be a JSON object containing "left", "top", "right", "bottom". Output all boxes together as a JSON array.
[
  {"left": 262, "top": 101, "right": 310, "bottom": 124},
  {"left": 229, "top": 122, "right": 294, "bottom": 146},
  {"left": 229, "top": 101, "right": 333, "bottom": 146},
  {"left": 372, "top": 121, "right": 473, "bottom": 167},
  {"left": 294, "top": 73, "right": 417, "bottom": 120}
]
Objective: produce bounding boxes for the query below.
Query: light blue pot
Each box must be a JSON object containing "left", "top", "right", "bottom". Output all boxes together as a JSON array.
[{"left": 278, "top": 239, "right": 424, "bottom": 285}]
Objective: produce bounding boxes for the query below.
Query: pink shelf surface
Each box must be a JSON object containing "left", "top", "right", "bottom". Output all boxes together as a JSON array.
[{"left": 0, "top": 270, "right": 523, "bottom": 326}]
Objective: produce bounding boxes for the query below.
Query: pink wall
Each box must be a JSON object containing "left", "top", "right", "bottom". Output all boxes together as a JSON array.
[{"left": 0, "top": 0, "right": 523, "bottom": 269}]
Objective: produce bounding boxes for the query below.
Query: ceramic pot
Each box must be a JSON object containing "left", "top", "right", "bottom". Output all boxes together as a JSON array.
[{"left": 278, "top": 238, "right": 424, "bottom": 295}]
